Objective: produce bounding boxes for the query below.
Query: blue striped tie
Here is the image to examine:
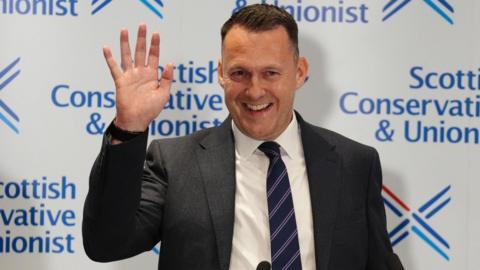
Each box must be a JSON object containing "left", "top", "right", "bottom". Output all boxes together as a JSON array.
[{"left": 259, "top": 142, "right": 302, "bottom": 270}]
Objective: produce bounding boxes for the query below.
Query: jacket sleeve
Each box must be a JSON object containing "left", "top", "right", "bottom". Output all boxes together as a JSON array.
[
  {"left": 366, "top": 148, "right": 404, "bottom": 270},
  {"left": 82, "top": 126, "right": 168, "bottom": 262}
]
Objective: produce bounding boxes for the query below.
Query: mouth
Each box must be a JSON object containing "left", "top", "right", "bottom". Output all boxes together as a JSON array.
[{"left": 244, "top": 103, "right": 273, "bottom": 112}]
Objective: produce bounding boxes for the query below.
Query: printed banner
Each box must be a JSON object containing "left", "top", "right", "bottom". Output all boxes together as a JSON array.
[{"left": 1, "top": 1, "right": 478, "bottom": 269}]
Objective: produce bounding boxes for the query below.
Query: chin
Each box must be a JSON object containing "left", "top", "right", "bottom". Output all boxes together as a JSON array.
[
  {"left": 245, "top": 128, "right": 275, "bottom": 141},
  {"left": 235, "top": 118, "right": 276, "bottom": 140}
]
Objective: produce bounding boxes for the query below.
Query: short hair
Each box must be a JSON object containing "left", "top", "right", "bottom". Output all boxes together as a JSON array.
[{"left": 221, "top": 4, "right": 299, "bottom": 58}]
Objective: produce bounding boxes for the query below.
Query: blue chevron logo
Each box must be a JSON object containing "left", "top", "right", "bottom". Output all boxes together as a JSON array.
[
  {"left": 91, "top": 0, "right": 113, "bottom": 15},
  {"left": 91, "top": 0, "right": 164, "bottom": 19},
  {"left": 0, "top": 57, "right": 21, "bottom": 134},
  {"left": 139, "top": 0, "right": 164, "bottom": 19},
  {"left": 383, "top": 185, "right": 451, "bottom": 261},
  {"left": 383, "top": 0, "right": 454, "bottom": 24}
]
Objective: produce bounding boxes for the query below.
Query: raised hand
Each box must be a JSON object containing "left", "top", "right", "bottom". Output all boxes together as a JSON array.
[{"left": 103, "top": 24, "right": 173, "bottom": 132}]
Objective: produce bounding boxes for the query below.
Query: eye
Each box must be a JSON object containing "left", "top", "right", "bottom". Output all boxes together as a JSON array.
[
  {"left": 265, "top": 70, "right": 280, "bottom": 78},
  {"left": 229, "top": 69, "right": 247, "bottom": 81}
]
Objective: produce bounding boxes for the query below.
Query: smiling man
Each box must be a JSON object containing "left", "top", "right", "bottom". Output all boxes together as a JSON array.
[
  {"left": 219, "top": 23, "right": 308, "bottom": 141},
  {"left": 83, "top": 4, "right": 402, "bottom": 270}
]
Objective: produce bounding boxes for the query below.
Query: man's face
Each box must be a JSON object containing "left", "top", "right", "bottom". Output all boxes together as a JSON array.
[{"left": 219, "top": 25, "right": 308, "bottom": 141}]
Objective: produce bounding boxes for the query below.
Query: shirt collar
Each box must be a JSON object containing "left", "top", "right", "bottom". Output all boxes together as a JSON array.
[{"left": 232, "top": 113, "right": 303, "bottom": 160}]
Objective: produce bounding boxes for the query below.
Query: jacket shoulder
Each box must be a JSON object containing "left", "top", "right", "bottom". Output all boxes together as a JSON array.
[
  {"left": 303, "top": 121, "right": 377, "bottom": 158},
  {"left": 147, "top": 125, "right": 223, "bottom": 159}
]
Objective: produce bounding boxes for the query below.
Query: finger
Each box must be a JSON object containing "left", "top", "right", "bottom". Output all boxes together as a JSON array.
[
  {"left": 120, "top": 28, "right": 132, "bottom": 70},
  {"left": 134, "top": 24, "right": 147, "bottom": 67},
  {"left": 103, "top": 46, "right": 122, "bottom": 80},
  {"left": 147, "top": 32, "right": 160, "bottom": 70},
  {"left": 158, "top": 63, "right": 174, "bottom": 91}
]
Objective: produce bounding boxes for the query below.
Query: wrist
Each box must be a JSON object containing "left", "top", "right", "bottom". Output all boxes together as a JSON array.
[
  {"left": 114, "top": 118, "right": 147, "bottom": 132},
  {"left": 108, "top": 119, "right": 147, "bottom": 142}
]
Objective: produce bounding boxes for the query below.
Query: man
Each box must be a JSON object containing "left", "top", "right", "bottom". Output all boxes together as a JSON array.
[{"left": 83, "top": 4, "right": 402, "bottom": 270}]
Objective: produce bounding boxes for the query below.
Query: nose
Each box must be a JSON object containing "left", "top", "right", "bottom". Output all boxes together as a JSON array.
[{"left": 245, "top": 74, "right": 265, "bottom": 100}]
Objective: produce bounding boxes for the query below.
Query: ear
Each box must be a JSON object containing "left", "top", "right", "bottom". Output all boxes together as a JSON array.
[
  {"left": 218, "top": 59, "right": 225, "bottom": 88},
  {"left": 295, "top": 57, "right": 309, "bottom": 90}
]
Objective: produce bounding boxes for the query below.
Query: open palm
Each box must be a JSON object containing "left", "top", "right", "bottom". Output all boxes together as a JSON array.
[{"left": 103, "top": 24, "right": 173, "bottom": 132}]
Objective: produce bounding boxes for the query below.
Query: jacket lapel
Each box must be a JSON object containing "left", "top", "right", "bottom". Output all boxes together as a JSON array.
[
  {"left": 195, "top": 118, "right": 236, "bottom": 270},
  {"left": 194, "top": 114, "right": 341, "bottom": 270},
  {"left": 298, "top": 114, "right": 341, "bottom": 270}
]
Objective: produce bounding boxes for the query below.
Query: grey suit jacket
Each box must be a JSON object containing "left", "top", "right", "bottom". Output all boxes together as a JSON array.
[{"left": 83, "top": 113, "right": 398, "bottom": 270}]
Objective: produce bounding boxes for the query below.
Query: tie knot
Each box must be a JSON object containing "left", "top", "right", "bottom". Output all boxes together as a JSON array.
[{"left": 258, "top": 141, "right": 281, "bottom": 159}]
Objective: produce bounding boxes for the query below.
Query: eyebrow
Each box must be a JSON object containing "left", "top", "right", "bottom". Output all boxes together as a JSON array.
[{"left": 226, "top": 63, "right": 284, "bottom": 71}]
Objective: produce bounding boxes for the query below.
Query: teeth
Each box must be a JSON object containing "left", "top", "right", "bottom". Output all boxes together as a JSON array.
[{"left": 246, "top": 103, "right": 270, "bottom": 111}]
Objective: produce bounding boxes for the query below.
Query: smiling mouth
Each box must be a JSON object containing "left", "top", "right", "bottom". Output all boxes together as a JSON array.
[{"left": 244, "top": 103, "right": 272, "bottom": 112}]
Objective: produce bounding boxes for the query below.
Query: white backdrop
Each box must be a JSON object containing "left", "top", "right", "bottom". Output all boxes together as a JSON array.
[{"left": 1, "top": 0, "right": 479, "bottom": 269}]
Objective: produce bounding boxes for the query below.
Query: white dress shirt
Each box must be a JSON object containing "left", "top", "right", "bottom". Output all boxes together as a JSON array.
[{"left": 229, "top": 114, "right": 316, "bottom": 270}]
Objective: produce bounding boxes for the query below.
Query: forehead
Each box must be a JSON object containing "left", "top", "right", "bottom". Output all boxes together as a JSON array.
[{"left": 221, "top": 25, "right": 296, "bottom": 65}]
